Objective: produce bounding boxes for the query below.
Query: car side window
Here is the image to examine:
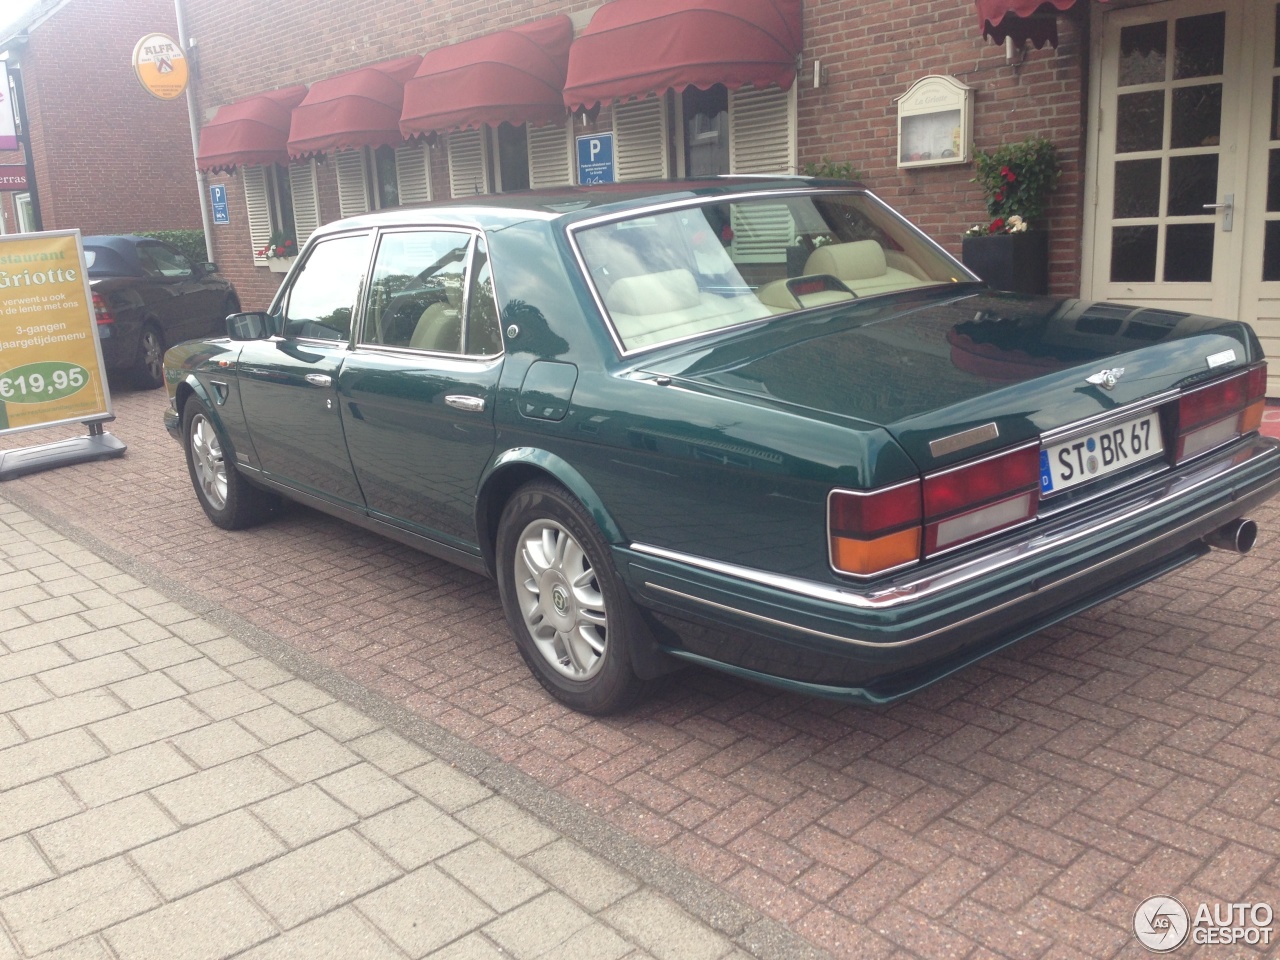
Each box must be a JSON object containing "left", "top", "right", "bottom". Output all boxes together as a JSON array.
[
  {"left": 138, "top": 243, "right": 193, "bottom": 279},
  {"left": 362, "top": 230, "right": 471, "bottom": 353},
  {"left": 282, "top": 233, "right": 371, "bottom": 341},
  {"left": 466, "top": 238, "right": 502, "bottom": 357}
]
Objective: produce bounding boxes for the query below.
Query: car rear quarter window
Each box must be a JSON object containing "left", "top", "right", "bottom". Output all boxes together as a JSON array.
[
  {"left": 573, "top": 191, "right": 969, "bottom": 353},
  {"left": 283, "top": 232, "right": 371, "bottom": 341}
]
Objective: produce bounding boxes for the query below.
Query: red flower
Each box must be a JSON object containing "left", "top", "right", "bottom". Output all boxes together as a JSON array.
[
  {"left": 719, "top": 224, "right": 734, "bottom": 242},
  {"left": 995, "top": 190, "right": 1005, "bottom": 202},
  {"left": 274, "top": 245, "right": 285, "bottom": 256},
  {"left": 1001, "top": 165, "right": 1016, "bottom": 182},
  {"left": 989, "top": 217, "right": 1005, "bottom": 233},
  {"left": 284, "top": 239, "right": 295, "bottom": 248}
]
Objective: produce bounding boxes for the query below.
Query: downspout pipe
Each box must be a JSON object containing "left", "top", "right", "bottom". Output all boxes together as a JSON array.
[{"left": 173, "top": 0, "right": 213, "bottom": 262}]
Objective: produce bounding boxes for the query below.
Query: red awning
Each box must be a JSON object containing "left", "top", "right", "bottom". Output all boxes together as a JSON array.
[
  {"left": 400, "top": 16, "right": 573, "bottom": 137},
  {"left": 287, "top": 55, "right": 422, "bottom": 159},
  {"left": 196, "top": 86, "right": 308, "bottom": 173},
  {"left": 562, "top": 0, "right": 803, "bottom": 111},
  {"left": 977, "top": 0, "right": 1082, "bottom": 48}
]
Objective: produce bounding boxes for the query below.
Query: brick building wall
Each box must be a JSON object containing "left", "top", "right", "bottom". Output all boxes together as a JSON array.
[
  {"left": 184, "top": 0, "right": 1087, "bottom": 309},
  {"left": 12, "top": 0, "right": 202, "bottom": 236}
]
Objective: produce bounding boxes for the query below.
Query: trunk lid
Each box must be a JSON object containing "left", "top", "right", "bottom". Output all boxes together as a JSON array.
[{"left": 637, "top": 289, "right": 1259, "bottom": 470}]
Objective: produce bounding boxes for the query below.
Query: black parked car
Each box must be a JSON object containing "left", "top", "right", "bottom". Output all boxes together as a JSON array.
[{"left": 84, "top": 235, "right": 240, "bottom": 388}]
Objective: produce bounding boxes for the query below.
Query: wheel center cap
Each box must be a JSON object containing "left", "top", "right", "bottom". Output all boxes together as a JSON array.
[{"left": 551, "top": 585, "right": 569, "bottom": 615}]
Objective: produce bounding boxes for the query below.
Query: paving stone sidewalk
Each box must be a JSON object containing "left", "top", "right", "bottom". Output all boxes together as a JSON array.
[{"left": 0, "top": 496, "right": 815, "bottom": 960}]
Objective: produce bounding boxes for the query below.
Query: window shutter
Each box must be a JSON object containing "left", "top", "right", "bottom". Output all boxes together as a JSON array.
[
  {"left": 527, "top": 122, "right": 572, "bottom": 189},
  {"left": 730, "top": 202, "right": 795, "bottom": 264},
  {"left": 335, "top": 148, "right": 371, "bottom": 218},
  {"left": 289, "top": 160, "right": 320, "bottom": 245},
  {"left": 728, "top": 84, "right": 796, "bottom": 175},
  {"left": 613, "top": 96, "right": 669, "bottom": 181},
  {"left": 243, "top": 164, "right": 272, "bottom": 265},
  {"left": 395, "top": 143, "right": 432, "bottom": 205},
  {"left": 448, "top": 128, "right": 489, "bottom": 197}
]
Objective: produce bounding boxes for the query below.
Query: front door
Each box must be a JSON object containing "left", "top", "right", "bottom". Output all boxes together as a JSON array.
[
  {"left": 1088, "top": 0, "right": 1280, "bottom": 394},
  {"left": 237, "top": 231, "right": 371, "bottom": 510}
]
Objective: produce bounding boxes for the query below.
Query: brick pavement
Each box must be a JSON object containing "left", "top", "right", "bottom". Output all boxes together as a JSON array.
[
  {"left": 2, "top": 384, "right": 1280, "bottom": 959},
  {"left": 0, "top": 496, "right": 808, "bottom": 960}
]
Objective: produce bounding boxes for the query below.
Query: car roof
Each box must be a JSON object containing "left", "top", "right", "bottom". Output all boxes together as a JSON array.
[
  {"left": 82, "top": 234, "right": 153, "bottom": 277},
  {"left": 317, "top": 176, "right": 866, "bottom": 237}
]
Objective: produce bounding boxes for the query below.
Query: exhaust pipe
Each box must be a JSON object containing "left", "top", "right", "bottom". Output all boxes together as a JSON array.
[{"left": 1205, "top": 518, "right": 1257, "bottom": 554}]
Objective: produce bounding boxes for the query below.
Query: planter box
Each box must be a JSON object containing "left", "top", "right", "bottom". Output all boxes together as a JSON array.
[
  {"left": 265, "top": 257, "right": 295, "bottom": 274},
  {"left": 961, "top": 231, "right": 1049, "bottom": 295}
]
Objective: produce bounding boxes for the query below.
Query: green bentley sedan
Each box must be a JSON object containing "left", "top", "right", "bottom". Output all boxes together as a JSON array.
[{"left": 163, "top": 180, "right": 1280, "bottom": 713}]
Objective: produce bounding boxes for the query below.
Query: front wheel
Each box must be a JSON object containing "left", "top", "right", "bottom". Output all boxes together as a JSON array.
[
  {"left": 182, "top": 397, "right": 276, "bottom": 530},
  {"left": 496, "top": 481, "right": 654, "bottom": 714}
]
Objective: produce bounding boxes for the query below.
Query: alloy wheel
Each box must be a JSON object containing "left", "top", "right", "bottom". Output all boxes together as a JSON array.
[
  {"left": 189, "top": 413, "right": 227, "bottom": 510},
  {"left": 513, "top": 519, "right": 609, "bottom": 680}
]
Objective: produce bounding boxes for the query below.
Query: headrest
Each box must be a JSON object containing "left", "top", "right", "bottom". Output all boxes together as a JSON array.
[
  {"left": 605, "top": 269, "right": 700, "bottom": 315},
  {"left": 804, "top": 240, "right": 888, "bottom": 281}
]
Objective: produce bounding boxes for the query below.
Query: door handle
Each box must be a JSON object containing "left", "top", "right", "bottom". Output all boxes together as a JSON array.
[
  {"left": 304, "top": 373, "right": 332, "bottom": 387},
  {"left": 1203, "top": 193, "right": 1234, "bottom": 232},
  {"left": 445, "top": 395, "right": 486, "bottom": 413}
]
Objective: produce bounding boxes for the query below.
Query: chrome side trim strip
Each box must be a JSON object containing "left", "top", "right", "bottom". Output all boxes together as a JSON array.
[{"left": 631, "top": 441, "right": 1278, "bottom": 613}]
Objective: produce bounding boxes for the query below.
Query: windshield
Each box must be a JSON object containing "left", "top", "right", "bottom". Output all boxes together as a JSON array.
[{"left": 572, "top": 191, "right": 972, "bottom": 352}]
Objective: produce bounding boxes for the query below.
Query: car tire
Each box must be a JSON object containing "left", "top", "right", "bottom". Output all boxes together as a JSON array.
[
  {"left": 132, "top": 324, "right": 166, "bottom": 390},
  {"left": 181, "top": 396, "right": 276, "bottom": 530},
  {"left": 496, "top": 480, "right": 655, "bottom": 714}
]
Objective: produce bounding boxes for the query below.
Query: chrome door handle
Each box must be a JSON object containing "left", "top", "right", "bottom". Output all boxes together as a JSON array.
[
  {"left": 445, "top": 395, "right": 486, "bottom": 412},
  {"left": 1203, "top": 193, "right": 1234, "bottom": 232},
  {"left": 304, "top": 373, "right": 332, "bottom": 387}
]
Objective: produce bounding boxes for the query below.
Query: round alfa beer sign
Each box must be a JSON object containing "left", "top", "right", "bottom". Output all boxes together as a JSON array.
[{"left": 132, "top": 33, "right": 188, "bottom": 101}]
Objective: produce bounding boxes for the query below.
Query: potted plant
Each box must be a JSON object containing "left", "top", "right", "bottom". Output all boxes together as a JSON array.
[
  {"left": 961, "top": 137, "right": 1060, "bottom": 295},
  {"left": 256, "top": 230, "right": 297, "bottom": 272}
]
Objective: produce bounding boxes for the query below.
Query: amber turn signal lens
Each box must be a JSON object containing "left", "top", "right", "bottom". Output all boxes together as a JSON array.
[
  {"left": 1241, "top": 399, "right": 1265, "bottom": 435},
  {"left": 831, "top": 528, "right": 921, "bottom": 577}
]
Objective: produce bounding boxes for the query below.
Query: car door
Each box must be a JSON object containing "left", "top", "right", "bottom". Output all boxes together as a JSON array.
[
  {"left": 135, "top": 241, "right": 219, "bottom": 344},
  {"left": 338, "top": 228, "right": 503, "bottom": 551},
  {"left": 236, "top": 230, "right": 372, "bottom": 511}
]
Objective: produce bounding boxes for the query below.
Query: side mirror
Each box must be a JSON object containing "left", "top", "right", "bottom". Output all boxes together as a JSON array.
[{"left": 226, "top": 311, "right": 275, "bottom": 340}]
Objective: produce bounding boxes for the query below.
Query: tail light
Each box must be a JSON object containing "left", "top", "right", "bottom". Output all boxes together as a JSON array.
[
  {"left": 828, "top": 480, "right": 921, "bottom": 577},
  {"left": 923, "top": 443, "right": 1040, "bottom": 554},
  {"left": 829, "top": 443, "right": 1041, "bottom": 577},
  {"left": 92, "top": 292, "right": 114, "bottom": 325},
  {"left": 1175, "top": 363, "right": 1266, "bottom": 463}
]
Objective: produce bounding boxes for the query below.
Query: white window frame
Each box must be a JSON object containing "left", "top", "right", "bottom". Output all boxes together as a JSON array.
[
  {"left": 13, "top": 192, "right": 34, "bottom": 233},
  {"left": 244, "top": 164, "right": 295, "bottom": 265}
]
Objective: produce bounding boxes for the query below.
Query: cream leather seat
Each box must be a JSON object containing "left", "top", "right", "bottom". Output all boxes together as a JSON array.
[
  {"left": 409, "top": 301, "right": 461, "bottom": 352},
  {"left": 803, "top": 240, "right": 925, "bottom": 296}
]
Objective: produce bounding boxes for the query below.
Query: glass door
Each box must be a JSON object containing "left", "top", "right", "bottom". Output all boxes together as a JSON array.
[
  {"left": 1089, "top": 0, "right": 1248, "bottom": 317},
  {"left": 1239, "top": 2, "right": 1280, "bottom": 394}
]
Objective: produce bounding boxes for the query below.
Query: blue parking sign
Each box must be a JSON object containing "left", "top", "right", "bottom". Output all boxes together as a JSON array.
[
  {"left": 576, "top": 134, "right": 615, "bottom": 185},
  {"left": 209, "top": 184, "right": 229, "bottom": 225}
]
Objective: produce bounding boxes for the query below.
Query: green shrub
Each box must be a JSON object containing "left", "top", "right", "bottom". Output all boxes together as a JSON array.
[{"left": 136, "top": 229, "right": 208, "bottom": 263}]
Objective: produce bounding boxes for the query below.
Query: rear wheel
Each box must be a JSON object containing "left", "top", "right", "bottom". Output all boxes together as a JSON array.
[
  {"left": 132, "top": 324, "right": 166, "bottom": 389},
  {"left": 496, "top": 481, "right": 654, "bottom": 714},
  {"left": 182, "top": 396, "right": 276, "bottom": 529}
]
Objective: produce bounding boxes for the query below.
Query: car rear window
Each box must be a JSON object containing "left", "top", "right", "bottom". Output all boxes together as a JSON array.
[
  {"left": 82, "top": 246, "right": 134, "bottom": 277},
  {"left": 572, "top": 191, "right": 971, "bottom": 353}
]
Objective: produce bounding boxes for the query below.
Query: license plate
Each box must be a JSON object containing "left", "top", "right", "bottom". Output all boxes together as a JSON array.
[{"left": 1040, "top": 411, "right": 1164, "bottom": 495}]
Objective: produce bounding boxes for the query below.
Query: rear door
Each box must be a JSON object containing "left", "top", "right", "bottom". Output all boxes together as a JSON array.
[
  {"left": 338, "top": 228, "right": 503, "bottom": 550},
  {"left": 236, "top": 231, "right": 372, "bottom": 510}
]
